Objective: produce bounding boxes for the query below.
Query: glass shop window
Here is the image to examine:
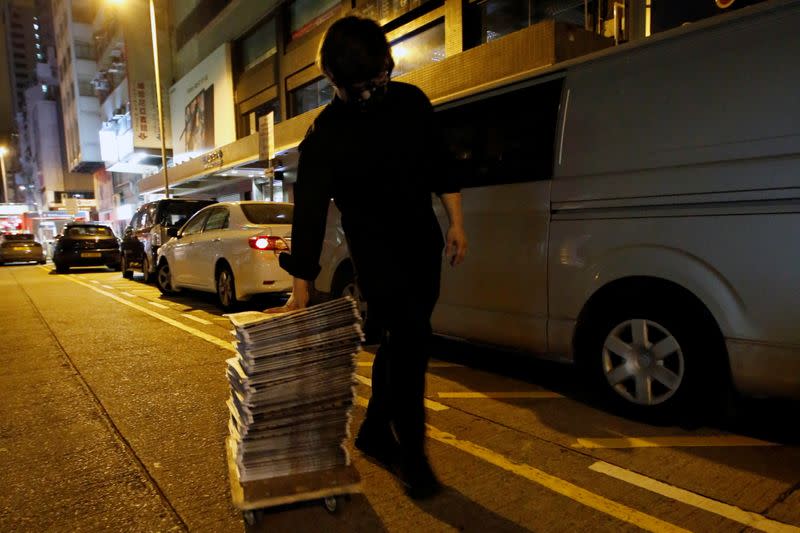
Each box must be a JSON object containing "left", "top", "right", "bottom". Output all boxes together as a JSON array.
[
  {"left": 390, "top": 21, "right": 445, "bottom": 78},
  {"left": 289, "top": 77, "right": 334, "bottom": 117},
  {"left": 239, "top": 17, "right": 277, "bottom": 71}
]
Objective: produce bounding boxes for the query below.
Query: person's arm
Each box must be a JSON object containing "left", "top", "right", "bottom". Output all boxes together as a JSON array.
[
  {"left": 269, "top": 128, "right": 332, "bottom": 312},
  {"left": 440, "top": 192, "right": 467, "bottom": 267}
]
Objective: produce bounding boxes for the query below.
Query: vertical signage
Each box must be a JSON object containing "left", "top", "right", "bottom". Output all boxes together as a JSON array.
[{"left": 258, "top": 112, "right": 275, "bottom": 162}]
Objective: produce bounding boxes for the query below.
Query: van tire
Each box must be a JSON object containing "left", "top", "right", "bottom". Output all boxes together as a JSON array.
[
  {"left": 577, "top": 283, "right": 725, "bottom": 421},
  {"left": 121, "top": 255, "right": 133, "bottom": 279},
  {"left": 142, "top": 255, "right": 155, "bottom": 283},
  {"left": 156, "top": 260, "right": 179, "bottom": 295},
  {"left": 55, "top": 262, "right": 69, "bottom": 274}
]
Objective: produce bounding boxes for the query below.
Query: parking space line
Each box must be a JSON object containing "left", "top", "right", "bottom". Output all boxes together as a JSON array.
[
  {"left": 89, "top": 280, "right": 100, "bottom": 284},
  {"left": 119, "top": 291, "right": 137, "bottom": 298},
  {"left": 589, "top": 461, "right": 800, "bottom": 533},
  {"left": 182, "top": 314, "right": 213, "bottom": 325},
  {"left": 58, "top": 275, "right": 237, "bottom": 354},
  {"left": 101, "top": 285, "right": 115, "bottom": 290},
  {"left": 353, "top": 374, "right": 449, "bottom": 411},
  {"left": 573, "top": 436, "right": 779, "bottom": 449},
  {"left": 438, "top": 391, "right": 564, "bottom": 399},
  {"left": 147, "top": 301, "right": 169, "bottom": 310}
]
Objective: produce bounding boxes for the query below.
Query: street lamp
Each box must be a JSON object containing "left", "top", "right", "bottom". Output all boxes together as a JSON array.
[
  {"left": 109, "top": 0, "right": 170, "bottom": 198},
  {"left": 0, "top": 146, "right": 8, "bottom": 204}
]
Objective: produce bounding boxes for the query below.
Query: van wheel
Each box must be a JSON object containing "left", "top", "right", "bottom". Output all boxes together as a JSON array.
[
  {"left": 121, "top": 255, "right": 133, "bottom": 279},
  {"left": 580, "top": 291, "right": 721, "bottom": 420},
  {"left": 55, "top": 262, "right": 69, "bottom": 274},
  {"left": 156, "top": 261, "right": 179, "bottom": 295},
  {"left": 142, "top": 255, "right": 155, "bottom": 283},
  {"left": 217, "top": 265, "right": 238, "bottom": 311},
  {"left": 332, "top": 264, "right": 378, "bottom": 343}
]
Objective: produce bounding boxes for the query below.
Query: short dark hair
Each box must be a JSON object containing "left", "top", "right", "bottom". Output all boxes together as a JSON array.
[{"left": 317, "top": 16, "right": 394, "bottom": 86}]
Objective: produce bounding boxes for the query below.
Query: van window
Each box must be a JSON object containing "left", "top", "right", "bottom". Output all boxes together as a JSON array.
[
  {"left": 157, "top": 200, "right": 215, "bottom": 227},
  {"left": 438, "top": 78, "right": 563, "bottom": 188}
]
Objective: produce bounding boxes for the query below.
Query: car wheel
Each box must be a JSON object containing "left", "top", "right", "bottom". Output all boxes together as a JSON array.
[
  {"left": 55, "top": 262, "right": 69, "bottom": 274},
  {"left": 142, "top": 255, "right": 155, "bottom": 283},
  {"left": 580, "top": 290, "right": 723, "bottom": 420},
  {"left": 121, "top": 255, "right": 133, "bottom": 279},
  {"left": 332, "top": 263, "right": 379, "bottom": 343},
  {"left": 156, "top": 261, "right": 179, "bottom": 295},
  {"left": 216, "top": 265, "right": 238, "bottom": 311}
]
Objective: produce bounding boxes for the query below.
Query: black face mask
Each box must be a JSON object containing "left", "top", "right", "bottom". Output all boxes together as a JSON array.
[{"left": 338, "top": 70, "right": 391, "bottom": 111}]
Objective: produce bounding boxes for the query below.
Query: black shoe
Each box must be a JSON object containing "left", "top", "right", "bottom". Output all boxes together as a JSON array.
[
  {"left": 355, "top": 425, "right": 399, "bottom": 469},
  {"left": 398, "top": 455, "right": 442, "bottom": 500}
]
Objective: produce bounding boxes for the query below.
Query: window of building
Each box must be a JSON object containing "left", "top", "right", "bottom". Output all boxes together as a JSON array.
[
  {"left": 464, "top": 0, "right": 586, "bottom": 48},
  {"left": 290, "top": 77, "right": 333, "bottom": 117},
  {"left": 288, "top": 0, "right": 340, "bottom": 40},
  {"left": 74, "top": 42, "right": 94, "bottom": 60},
  {"left": 243, "top": 99, "right": 281, "bottom": 136},
  {"left": 437, "top": 77, "right": 563, "bottom": 188},
  {"left": 390, "top": 21, "right": 445, "bottom": 78},
  {"left": 239, "top": 17, "right": 277, "bottom": 71}
]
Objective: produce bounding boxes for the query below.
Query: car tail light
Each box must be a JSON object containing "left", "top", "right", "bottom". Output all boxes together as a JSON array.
[{"left": 248, "top": 235, "right": 289, "bottom": 252}]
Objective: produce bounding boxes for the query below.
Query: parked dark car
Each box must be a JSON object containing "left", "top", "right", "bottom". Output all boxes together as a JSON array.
[
  {"left": 120, "top": 198, "right": 216, "bottom": 282},
  {"left": 0, "top": 233, "right": 46, "bottom": 265},
  {"left": 52, "top": 223, "right": 121, "bottom": 273}
]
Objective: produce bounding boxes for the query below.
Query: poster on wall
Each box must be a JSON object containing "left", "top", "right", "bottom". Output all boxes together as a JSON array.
[{"left": 169, "top": 43, "right": 235, "bottom": 162}]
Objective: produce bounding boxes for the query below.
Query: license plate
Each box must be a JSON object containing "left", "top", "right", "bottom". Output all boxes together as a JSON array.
[
  {"left": 13, "top": 247, "right": 26, "bottom": 251},
  {"left": 81, "top": 252, "right": 101, "bottom": 258}
]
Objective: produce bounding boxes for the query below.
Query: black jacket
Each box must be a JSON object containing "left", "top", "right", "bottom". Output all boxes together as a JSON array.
[{"left": 280, "top": 82, "right": 459, "bottom": 282}]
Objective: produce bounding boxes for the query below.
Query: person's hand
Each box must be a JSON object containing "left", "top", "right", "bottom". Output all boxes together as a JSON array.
[
  {"left": 265, "top": 278, "right": 310, "bottom": 313},
  {"left": 445, "top": 224, "right": 467, "bottom": 267}
]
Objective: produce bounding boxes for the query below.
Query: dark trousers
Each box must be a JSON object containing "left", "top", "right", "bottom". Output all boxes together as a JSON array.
[{"left": 353, "top": 243, "right": 442, "bottom": 457}]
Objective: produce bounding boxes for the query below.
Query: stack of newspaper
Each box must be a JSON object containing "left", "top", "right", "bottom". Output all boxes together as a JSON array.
[{"left": 226, "top": 297, "right": 364, "bottom": 483}]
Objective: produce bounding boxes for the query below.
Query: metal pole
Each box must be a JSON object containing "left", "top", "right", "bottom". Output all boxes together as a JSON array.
[
  {"left": 149, "top": 0, "right": 170, "bottom": 198},
  {"left": 0, "top": 152, "right": 7, "bottom": 203}
]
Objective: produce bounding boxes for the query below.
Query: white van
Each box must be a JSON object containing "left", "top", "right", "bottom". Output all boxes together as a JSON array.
[{"left": 316, "top": 0, "right": 800, "bottom": 413}]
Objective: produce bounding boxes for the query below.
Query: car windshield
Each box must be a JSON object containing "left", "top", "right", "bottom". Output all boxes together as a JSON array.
[
  {"left": 158, "top": 201, "right": 215, "bottom": 227},
  {"left": 4, "top": 234, "right": 35, "bottom": 241},
  {"left": 65, "top": 226, "right": 114, "bottom": 237},
  {"left": 240, "top": 204, "right": 293, "bottom": 225}
]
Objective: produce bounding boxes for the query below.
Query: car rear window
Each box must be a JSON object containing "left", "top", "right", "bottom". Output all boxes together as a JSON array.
[
  {"left": 66, "top": 226, "right": 114, "bottom": 237},
  {"left": 157, "top": 201, "right": 215, "bottom": 227},
  {"left": 241, "top": 204, "right": 293, "bottom": 225},
  {"left": 4, "top": 234, "right": 35, "bottom": 241}
]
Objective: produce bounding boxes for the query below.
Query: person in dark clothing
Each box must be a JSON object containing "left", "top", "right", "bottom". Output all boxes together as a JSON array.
[{"left": 275, "top": 16, "right": 467, "bottom": 499}]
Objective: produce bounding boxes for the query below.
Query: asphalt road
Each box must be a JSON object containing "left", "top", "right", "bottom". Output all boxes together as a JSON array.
[{"left": 1, "top": 263, "right": 799, "bottom": 532}]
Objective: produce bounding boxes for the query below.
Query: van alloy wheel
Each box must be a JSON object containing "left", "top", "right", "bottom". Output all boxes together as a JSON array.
[{"left": 602, "top": 319, "right": 684, "bottom": 406}]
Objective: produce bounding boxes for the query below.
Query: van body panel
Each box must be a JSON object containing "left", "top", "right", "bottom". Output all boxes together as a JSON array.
[
  {"left": 556, "top": 4, "right": 800, "bottom": 180},
  {"left": 432, "top": 181, "right": 550, "bottom": 354},
  {"left": 727, "top": 340, "right": 800, "bottom": 399}
]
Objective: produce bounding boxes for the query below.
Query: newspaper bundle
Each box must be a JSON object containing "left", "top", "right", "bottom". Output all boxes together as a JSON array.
[{"left": 226, "top": 297, "right": 364, "bottom": 483}]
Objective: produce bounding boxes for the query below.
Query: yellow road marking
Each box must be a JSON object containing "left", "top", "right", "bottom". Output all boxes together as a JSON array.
[
  {"left": 438, "top": 391, "right": 564, "bottom": 399},
  {"left": 56, "top": 273, "right": 236, "bottom": 354},
  {"left": 101, "top": 284, "right": 115, "bottom": 290},
  {"left": 574, "top": 436, "right": 778, "bottom": 449},
  {"left": 183, "top": 314, "right": 213, "bottom": 325},
  {"left": 120, "top": 291, "right": 137, "bottom": 298},
  {"left": 147, "top": 301, "right": 169, "bottom": 309},
  {"left": 428, "top": 429, "right": 691, "bottom": 533},
  {"left": 353, "top": 374, "right": 449, "bottom": 412},
  {"left": 590, "top": 461, "right": 800, "bottom": 533},
  {"left": 89, "top": 280, "right": 100, "bottom": 284}
]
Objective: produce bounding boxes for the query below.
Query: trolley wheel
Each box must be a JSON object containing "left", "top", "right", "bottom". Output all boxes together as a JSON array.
[
  {"left": 323, "top": 496, "right": 339, "bottom": 513},
  {"left": 243, "top": 509, "right": 261, "bottom": 526}
]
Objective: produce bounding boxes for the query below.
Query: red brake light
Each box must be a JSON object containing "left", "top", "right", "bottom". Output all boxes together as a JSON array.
[{"left": 248, "top": 235, "right": 289, "bottom": 251}]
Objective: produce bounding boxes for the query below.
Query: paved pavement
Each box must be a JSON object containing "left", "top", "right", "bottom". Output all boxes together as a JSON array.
[{"left": 1, "top": 264, "right": 799, "bottom": 532}]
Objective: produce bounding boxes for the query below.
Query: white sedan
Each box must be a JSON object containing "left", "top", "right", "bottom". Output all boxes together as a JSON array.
[{"left": 155, "top": 201, "right": 293, "bottom": 310}]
